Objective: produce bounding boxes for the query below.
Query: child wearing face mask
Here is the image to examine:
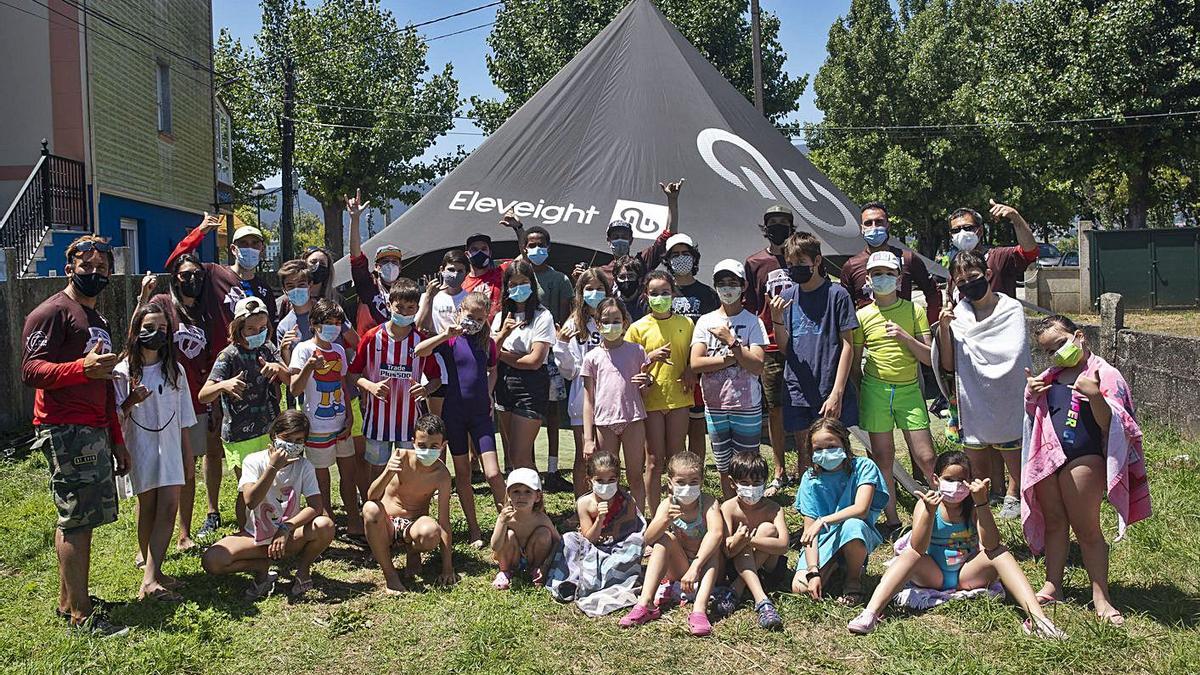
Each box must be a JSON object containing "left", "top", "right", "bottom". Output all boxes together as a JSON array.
[
  {"left": 288, "top": 299, "right": 361, "bottom": 541},
  {"left": 581, "top": 298, "right": 653, "bottom": 510},
  {"left": 547, "top": 453, "right": 647, "bottom": 608},
  {"left": 413, "top": 292, "right": 506, "bottom": 546},
  {"left": 417, "top": 249, "right": 470, "bottom": 336},
  {"left": 200, "top": 296, "right": 290, "bottom": 528},
  {"left": 554, "top": 268, "right": 612, "bottom": 494},
  {"left": 1022, "top": 315, "right": 1148, "bottom": 626},
  {"left": 792, "top": 418, "right": 889, "bottom": 605},
  {"left": 361, "top": 414, "right": 458, "bottom": 594},
  {"left": 491, "top": 469, "right": 560, "bottom": 590},
  {"left": 848, "top": 450, "right": 1065, "bottom": 638},
  {"left": 718, "top": 451, "right": 789, "bottom": 630},
  {"left": 620, "top": 452, "right": 724, "bottom": 636},
  {"left": 115, "top": 302, "right": 196, "bottom": 601},
  {"left": 851, "top": 251, "right": 937, "bottom": 534},
  {"left": 690, "top": 259, "right": 768, "bottom": 498}
]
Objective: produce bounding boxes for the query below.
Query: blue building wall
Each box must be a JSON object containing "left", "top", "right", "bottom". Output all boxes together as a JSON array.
[{"left": 97, "top": 193, "right": 216, "bottom": 271}]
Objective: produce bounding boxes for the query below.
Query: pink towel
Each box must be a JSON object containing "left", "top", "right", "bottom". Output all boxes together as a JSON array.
[{"left": 1021, "top": 353, "right": 1152, "bottom": 554}]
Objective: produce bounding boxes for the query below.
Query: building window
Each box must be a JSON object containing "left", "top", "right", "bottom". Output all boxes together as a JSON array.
[
  {"left": 120, "top": 218, "right": 140, "bottom": 272},
  {"left": 156, "top": 61, "right": 172, "bottom": 134}
]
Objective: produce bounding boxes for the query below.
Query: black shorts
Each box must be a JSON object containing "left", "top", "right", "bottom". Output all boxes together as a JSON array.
[{"left": 495, "top": 363, "right": 549, "bottom": 421}]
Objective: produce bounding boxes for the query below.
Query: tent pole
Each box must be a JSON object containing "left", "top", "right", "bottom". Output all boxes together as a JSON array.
[{"left": 750, "top": 0, "right": 764, "bottom": 114}]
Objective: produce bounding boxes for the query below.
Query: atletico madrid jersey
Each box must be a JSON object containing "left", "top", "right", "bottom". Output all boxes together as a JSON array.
[{"left": 350, "top": 324, "right": 441, "bottom": 444}]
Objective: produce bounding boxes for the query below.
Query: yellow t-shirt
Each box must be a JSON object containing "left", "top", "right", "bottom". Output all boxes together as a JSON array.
[
  {"left": 852, "top": 298, "right": 930, "bottom": 384},
  {"left": 626, "top": 313, "right": 695, "bottom": 412}
]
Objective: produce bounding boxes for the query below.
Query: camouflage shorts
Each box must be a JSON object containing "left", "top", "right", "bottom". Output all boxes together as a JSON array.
[{"left": 34, "top": 424, "right": 118, "bottom": 533}]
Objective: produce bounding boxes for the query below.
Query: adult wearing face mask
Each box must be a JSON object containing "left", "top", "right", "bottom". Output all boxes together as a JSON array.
[
  {"left": 22, "top": 236, "right": 132, "bottom": 637},
  {"left": 166, "top": 214, "right": 280, "bottom": 338},
  {"left": 743, "top": 204, "right": 797, "bottom": 496},
  {"left": 593, "top": 179, "right": 682, "bottom": 282},
  {"left": 946, "top": 199, "right": 1038, "bottom": 300},
  {"left": 839, "top": 202, "right": 941, "bottom": 327},
  {"left": 346, "top": 189, "right": 405, "bottom": 332},
  {"left": 462, "top": 232, "right": 505, "bottom": 320}
]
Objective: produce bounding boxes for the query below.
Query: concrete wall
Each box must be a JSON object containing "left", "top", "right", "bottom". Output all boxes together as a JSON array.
[{"left": 1031, "top": 267, "right": 1083, "bottom": 314}]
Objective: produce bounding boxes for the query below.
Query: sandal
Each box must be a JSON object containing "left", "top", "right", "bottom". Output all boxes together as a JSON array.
[
  {"left": 1035, "top": 591, "right": 1061, "bottom": 607},
  {"left": 1097, "top": 609, "right": 1125, "bottom": 627},
  {"left": 290, "top": 577, "right": 314, "bottom": 599},
  {"left": 763, "top": 478, "right": 784, "bottom": 498},
  {"left": 838, "top": 584, "right": 864, "bottom": 606},
  {"left": 139, "top": 587, "right": 184, "bottom": 603},
  {"left": 244, "top": 571, "right": 278, "bottom": 601},
  {"left": 340, "top": 532, "right": 369, "bottom": 549}
]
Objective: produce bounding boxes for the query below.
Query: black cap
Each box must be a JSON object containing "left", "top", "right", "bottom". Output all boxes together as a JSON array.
[
  {"left": 763, "top": 204, "right": 794, "bottom": 226},
  {"left": 465, "top": 232, "right": 492, "bottom": 247}
]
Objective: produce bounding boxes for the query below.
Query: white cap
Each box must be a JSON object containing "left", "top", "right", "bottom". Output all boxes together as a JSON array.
[
  {"left": 665, "top": 233, "right": 696, "bottom": 252},
  {"left": 233, "top": 296, "right": 269, "bottom": 320},
  {"left": 505, "top": 467, "right": 542, "bottom": 491},
  {"left": 232, "top": 225, "right": 264, "bottom": 243},
  {"left": 866, "top": 251, "right": 901, "bottom": 271},
  {"left": 713, "top": 258, "right": 746, "bottom": 280}
]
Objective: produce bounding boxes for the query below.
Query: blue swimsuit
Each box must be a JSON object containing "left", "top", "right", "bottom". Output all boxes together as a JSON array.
[{"left": 928, "top": 507, "right": 978, "bottom": 590}]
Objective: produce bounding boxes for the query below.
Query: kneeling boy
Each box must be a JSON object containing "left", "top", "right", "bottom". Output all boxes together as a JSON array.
[
  {"left": 720, "top": 451, "right": 789, "bottom": 630},
  {"left": 362, "top": 415, "right": 457, "bottom": 594}
]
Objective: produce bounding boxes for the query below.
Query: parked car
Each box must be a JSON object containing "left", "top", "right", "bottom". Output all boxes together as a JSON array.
[
  {"left": 1037, "top": 242, "right": 1063, "bottom": 267},
  {"left": 1056, "top": 251, "right": 1079, "bottom": 266}
]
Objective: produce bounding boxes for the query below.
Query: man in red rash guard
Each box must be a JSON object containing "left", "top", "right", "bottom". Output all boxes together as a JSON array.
[
  {"left": 164, "top": 213, "right": 279, "bottom": 349},
  {"left": 345, "top": 189, "right": 402, "bottom": 332},
  {"left": 22, "top": 235, "right": 132, "bottom": 637}
]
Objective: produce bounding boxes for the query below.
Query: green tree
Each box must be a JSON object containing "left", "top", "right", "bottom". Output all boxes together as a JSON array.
[
  {"left": 470, "top": 0, "right": 807, "bottom": 134},
  {"left": 216, "top": 0, "right": 460, "bottom": 259},
  {"left": 979, "top": 0, "right": 1200, "bottom": 229},
  {"left": 294, "top": 210, "right": 325, "bottom": 253}
]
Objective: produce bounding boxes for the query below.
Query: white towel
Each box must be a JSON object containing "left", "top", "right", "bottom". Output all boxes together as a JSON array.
[{"left": 949, "top": 293, "right": 1032, "bottom": 445}]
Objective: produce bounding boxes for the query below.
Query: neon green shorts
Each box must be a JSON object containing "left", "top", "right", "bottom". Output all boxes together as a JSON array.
[
  {"left": 223, "top": 434, "right": 270, "bottom": 468},
  {"left": 351, "top": 397, "right": 364, "bottom": 438},
  {"left": 858, "top": 376, "right": 930, "bottom": 433}
]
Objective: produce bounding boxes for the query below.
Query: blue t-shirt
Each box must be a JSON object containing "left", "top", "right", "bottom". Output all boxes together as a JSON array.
[
  {"left": 782, "top": 278, "right": 859, "bottom": 408},
  {"left": 795, "top": 455, "right": 889, "bottom": 517}
]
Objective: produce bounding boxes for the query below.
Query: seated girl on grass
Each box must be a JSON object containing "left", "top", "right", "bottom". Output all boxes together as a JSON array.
[{"left": 491, "top": 468, "right": 560, "bottom": 590}]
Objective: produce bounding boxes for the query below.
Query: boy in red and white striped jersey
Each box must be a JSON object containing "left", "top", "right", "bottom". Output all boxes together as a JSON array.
[{"left": 351, "top": 279, "right": 442, "bottom": 480}]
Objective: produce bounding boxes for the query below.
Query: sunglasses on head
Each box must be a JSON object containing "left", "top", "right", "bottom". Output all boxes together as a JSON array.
[{"left": 74, "top": 241, "right": 112, "bottom": 254}]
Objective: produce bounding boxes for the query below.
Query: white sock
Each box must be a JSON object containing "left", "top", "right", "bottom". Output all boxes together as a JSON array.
[{"left": 547, "top": 456, "right": 558, "bottom": 473}]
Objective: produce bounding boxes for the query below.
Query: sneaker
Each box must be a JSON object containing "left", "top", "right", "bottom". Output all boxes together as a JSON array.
[
  {"left": 69, "top": 611, "right": 130, "bottom": 638},
  {"left": 847, "top": 609, "right": 881, "bottom": 635},
  {"left": 989, "top": 493, "right": 1005, "bottom": 507},
  {"left": 710, "top": 586, "right": 738, "bottom": 620},
  {"left": 755, "top": 599, "right": 783, "bottom": 630},
  {"left": 999, "top": 496, "right": 1021, "bottom": 520},
  {"left": 687, "top": 611, "right": 712, "bottom": 636},
  {"left": 492, "top": 571, "right": 511, "bottom": 590},
  {"left": 196, "top": 512, "right": 221, "bottom": 539},
  {"left": 619, "top": 603, "right": 661, "bottom": 628},
  {"left": 877, "top": 521, "right": 903, "bottom": 542},
  {"left": 542, "top": 472, "right": 574, "bottom": 494}
]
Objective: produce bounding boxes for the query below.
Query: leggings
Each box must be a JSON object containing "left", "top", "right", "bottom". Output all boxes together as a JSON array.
[{"left": 445, "top": 411, "right": 497, "bottom": 457}]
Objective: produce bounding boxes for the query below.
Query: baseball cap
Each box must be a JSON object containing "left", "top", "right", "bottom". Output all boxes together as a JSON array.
[
  {"left": 665, "top": 233, "right": 696, "bottom": 253},
  {"left": 605, "top": 219, "right": 633, "bottom": 235},
  {"left": 762, "top": 204, "right": 794, "bottom": 225},
  {"left": 374, "top": 244, "right": 402, "bottom": 262},
  {"left": 465, "top": 232, "right": 492, "bottom": 248},
  {"left": 866, "top": 251, "right": 901, "bottom": 271},
  {"left": 233, "top": 296, "right": 268, "bottom": 320},
  {"left": 232, "top": 225, "right": 264, "bottom": 243},
  {"left": 505, "top": 467, "right": 542, "bottom": 491},
  {"left": 713, "top": 258, "right": 746, "bottom": 280}
]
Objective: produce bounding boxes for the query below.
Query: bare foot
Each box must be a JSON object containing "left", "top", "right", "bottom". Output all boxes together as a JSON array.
[
  {"left": 403, "top": 552, "right": 422, "bottom": 578},
  {"left": 139, "top": 582, "right": 183, "bottom": 602},
  {"left": 176, "top": 537, "right": 197, "bottom": 552},
  {"left": 1036, "top": 582, "right": 1063, "bottom": 605},
  {"left": 383, "top": 575, "right": 408, "bottom": 595},
  {"left": 1094, "top": 599, "right": 1125, "bottom": 626}
]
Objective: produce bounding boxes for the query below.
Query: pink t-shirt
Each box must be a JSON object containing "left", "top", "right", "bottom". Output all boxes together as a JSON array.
[{"left": 580, "top": 341, "right": 648, "bottom": 426}]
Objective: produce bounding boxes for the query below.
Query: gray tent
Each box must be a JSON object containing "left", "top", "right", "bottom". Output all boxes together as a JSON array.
[{"left": 335, "top": 0, "right": 877, "bottom": 283}]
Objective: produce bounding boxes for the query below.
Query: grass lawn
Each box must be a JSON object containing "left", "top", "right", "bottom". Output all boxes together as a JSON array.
[
  {"left": 2, "top": 424, "right": 1199, "bottom": 674},
  {"left": 1063, "top": 310, "right": 1200, "bottom": 338}
]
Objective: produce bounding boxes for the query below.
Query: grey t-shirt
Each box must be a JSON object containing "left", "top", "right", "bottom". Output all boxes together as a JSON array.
[
  {"left": 208, "top": 342, "right": 283, "bottom": 442},
  {"left": 782, "top": 278, "right": 859, "bottom": 410}
]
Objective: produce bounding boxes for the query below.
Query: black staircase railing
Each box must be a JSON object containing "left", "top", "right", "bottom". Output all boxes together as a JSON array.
[{"left": 0, "top": 140, "right": 88, "bottom": 276}]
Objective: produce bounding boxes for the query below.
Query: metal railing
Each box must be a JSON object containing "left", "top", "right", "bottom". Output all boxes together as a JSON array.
[{"left": 0, "top": 140, "right": 87, "bottom": 276}]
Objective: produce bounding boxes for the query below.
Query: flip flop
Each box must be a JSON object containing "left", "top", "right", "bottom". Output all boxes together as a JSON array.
[
  {"left": 340, "top": 532, "right": 369, "bottom": 549},
  {"left": 1098, "top": 609, "right": 1125, "bottom": 627},
  {"left": 1035, "top": 592, "right": 1061, "bottom": 607},
  {"left": 140, "top": 587, "right": 184, "bottom": 603},
  {"left": 290, "top": 577, "right": 314, "bottom": 599}
]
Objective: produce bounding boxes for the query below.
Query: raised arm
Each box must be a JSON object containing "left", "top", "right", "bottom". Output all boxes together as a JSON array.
[
  {"left": 936, "top": 293, "right": 956, "bottom": 373},
  {"left": 659, "top": 179, "right": 683, "bottom": 235},
  {"left": 164, "top": 212, "right": 220, "bottom": 270},
  {"left": 347, "top": 189, "right": 369, "bottom": 260},
  {"left": 989, "top": 199, "right": 1037, "bottom": 254}
]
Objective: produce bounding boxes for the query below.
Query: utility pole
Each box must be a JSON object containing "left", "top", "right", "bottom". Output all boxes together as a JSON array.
[
  {"left": 750, "top": 0, "right": 764, "bottom": 115},
  {"left": 280, "top": 55, "right": 296, "bottom": 263}
]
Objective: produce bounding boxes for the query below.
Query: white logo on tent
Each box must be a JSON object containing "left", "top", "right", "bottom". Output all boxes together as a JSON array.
[
  {"left": 609, "top": 200, "right": 668, "bottom": 240},
  {"left": 696, "top": 128, "right": 857, "bottom": 234}
]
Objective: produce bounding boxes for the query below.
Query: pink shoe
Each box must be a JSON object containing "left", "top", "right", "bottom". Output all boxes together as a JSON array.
[
  {"left": 687, "top": 611, "right": 712, "bottom": 637},
  {"left": 619, "top": 603, "right": 661, "bottom": 628},
  {"left": 654, "top": 579, "right": 678, "bottom": 608},
  {"left": 848, "top": 609, "right": 881, "bottom": 635},
  {"left": 492, "top": 571, "right": 511, "bottom": 590}
]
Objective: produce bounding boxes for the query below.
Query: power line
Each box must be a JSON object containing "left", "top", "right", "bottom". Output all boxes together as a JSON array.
[
  {"left": 783, "top": 109, "right": 1200, "bottom": 134},
  {"left": 424, "top": 20, "right": 496, "bottom": 42},
  {"left": 285, "top": 117, "right": 487, "bottom": 136}
]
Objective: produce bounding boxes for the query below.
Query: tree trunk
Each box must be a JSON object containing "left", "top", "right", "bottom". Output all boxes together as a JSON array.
[
  {"left": 915, "top": 221, "right": 939, "bottom": 259},
  {"left": 322, "top": 201, "right": 345, "bottom": 258},
  {"left": 1125, "top": 157, "right": 1151, "bottom": 230}
]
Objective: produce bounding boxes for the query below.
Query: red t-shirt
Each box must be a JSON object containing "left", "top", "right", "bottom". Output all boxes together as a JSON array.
[
  {"left": 462, "top": 266, "right": 504, "bottom": 320},
  {"left": 349, "top": 252, "right": 390, "bottom": 332},
  {"left": 986, "top": 245, "right": 1038, "bottom": 299},
  {"left": 349, "top": 324, "right": 442, "bottom": 443},
  {"left": 21, "top": 291, "right": 123, "bottom": 444},
  {"left": 150, "top": 292, "right": 213, "bottom": 415},
  {"left": 743, "top": 248, "right": 789, "bottom": 353}
]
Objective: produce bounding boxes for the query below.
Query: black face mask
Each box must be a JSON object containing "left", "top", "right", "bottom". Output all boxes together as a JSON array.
[
  {"left": 180, "top": 277, "right": 204, "bottom": 298},
  {"left": 616, "top": 279, "right": 639, "bottom": 297},
  {"left": 789, "top": 265, "right": 813, "bottom": 284},
  {"left": 468, "top": 249, "right": 491, "bottom": 268},
  {"left": 137, "top": 328, "right": 169, "bottom": 351},
  {"left": 309, "top": 263, "right": 329, "bottom": 285},
  {"left": 958, "top": 276, "right": 989, "bottom": 302},
  {"left": 70, "top": 271, "right": 110, "bottom": 298},
  {"left": 765, "top": 225, "right": 792, "bottom": 246}
]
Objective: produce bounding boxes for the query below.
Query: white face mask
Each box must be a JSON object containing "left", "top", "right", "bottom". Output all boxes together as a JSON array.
[
  {"left": 952, "top": 230, "right": 980, "bottom": 252},
  {"left": 379, "top": 262, "right": 401, "bottom": 283},
  {"left": 413, "top": 445, "right": 441, "bottom": 466},
  {"left": 736, "top": 483, "right": 765, "bottom": 505},
  {"left": 716, "top": 286, "right": 742, "bottom": 305},
  {"left": 592, "top": 481, "right": 618, "bottom": 500},
  {"left": 672, "top": 483, "right": 700, "bottom": 505}
]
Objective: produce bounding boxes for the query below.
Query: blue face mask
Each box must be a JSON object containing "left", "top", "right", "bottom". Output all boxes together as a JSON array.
[
  {"left": 508, "top": 283, "right": 533, "bottom": 303},
  {"left": 245, "top": 328, "right": 268, "bottom": 349},
  {"left": 863, "top": 226, "right": 888, "bottom": 247},
  {"left": 583, "top": 289, "right": 606, "bottom": 308},
  {"left": 236, "top": 247, "right": 261, "bottom": 269},
  {"left": 526, "top": 247, "right": 549, "bottom": 265},
  {"left": 870, "top": 273, "right": 898, "bottom": 295},
  {"left": 812, "top": 447, "right": 847, "bottom": 471},
  {"left": 286, "top": 287, "right": 309, "bottom": 307},
  {"left": 390, "top": 312, "right": 415, "bottom": 327},
  {"left": 317, "top": 324, "right": 340, "bottom": 342}
]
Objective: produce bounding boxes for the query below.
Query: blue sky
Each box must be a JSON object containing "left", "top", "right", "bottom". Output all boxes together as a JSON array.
[{"left": 213, "top": 0, "right": 850, "bottom": 163}]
